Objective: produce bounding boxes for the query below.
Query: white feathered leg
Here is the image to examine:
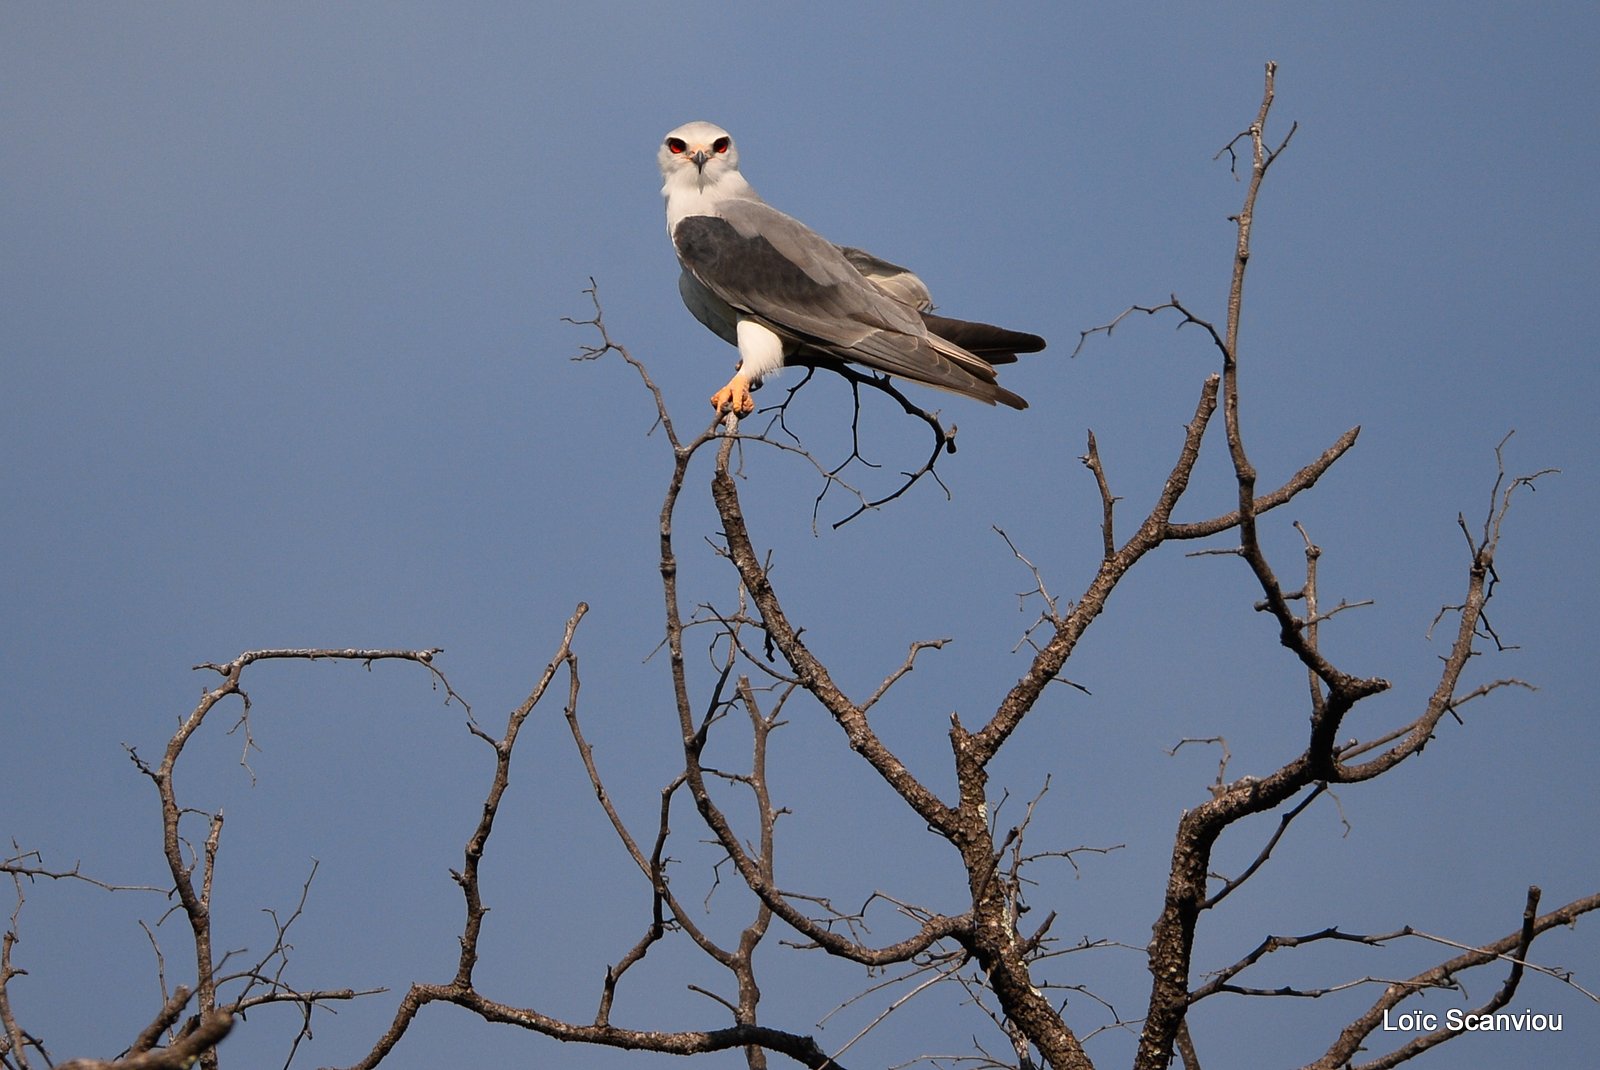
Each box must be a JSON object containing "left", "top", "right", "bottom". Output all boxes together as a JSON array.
[{"left": 711, "top": 317, "right": 787, "bottom": 415}]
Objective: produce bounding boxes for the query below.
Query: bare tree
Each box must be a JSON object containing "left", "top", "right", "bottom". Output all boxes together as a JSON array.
[{"left": 4, "top": 63, "right": 1594, "bottom": 1070}]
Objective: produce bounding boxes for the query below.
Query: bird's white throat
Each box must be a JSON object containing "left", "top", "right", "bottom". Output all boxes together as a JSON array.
[{"left": 661, "top": 167, "right": 759, "bottom": 232}]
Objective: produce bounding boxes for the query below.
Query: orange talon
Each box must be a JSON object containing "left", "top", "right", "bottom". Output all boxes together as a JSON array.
[{"left": 710, "top": 374, "right": 755, "bottom": 417}]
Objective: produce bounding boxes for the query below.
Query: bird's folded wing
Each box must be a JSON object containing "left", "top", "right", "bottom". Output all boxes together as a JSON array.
[
  {"left": 673, "top": 208, "right": 1005, "bottom": 391},
  {"left": 678, "top": 203, "right": 924, "bottom": 336},
  {"left": 837, "top": 246, "right": 934, "bottom": 311}
]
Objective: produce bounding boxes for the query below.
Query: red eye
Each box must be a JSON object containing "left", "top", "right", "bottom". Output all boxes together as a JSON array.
[
  {"left": 712, "top": 137, "right": 730, "bottom": 154},
  {"left": 666, "top": 138, "right": 686, "bottom": 154}
]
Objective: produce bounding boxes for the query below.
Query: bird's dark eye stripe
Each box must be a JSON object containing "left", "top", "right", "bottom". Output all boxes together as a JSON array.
[
  {"left": 713, "top": 136, "right": 730, "bottom": 153},
  {"left": 666, "top": 137, "right": 687, "bottom": 154}
]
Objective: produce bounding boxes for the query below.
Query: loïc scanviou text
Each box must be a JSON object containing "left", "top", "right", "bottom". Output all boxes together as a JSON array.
[{"left": 1382, "top": 1008, "right": 1563, "bottom": 1032}]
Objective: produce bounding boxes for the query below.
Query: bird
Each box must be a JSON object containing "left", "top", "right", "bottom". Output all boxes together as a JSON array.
[{"left": 657, "top": 121, "right": 1046, "bottom": 417}]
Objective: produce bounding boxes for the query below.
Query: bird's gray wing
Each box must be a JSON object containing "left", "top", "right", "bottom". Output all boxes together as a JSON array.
[
  {"left": 836, "top": 246, "right": 934, "bottom": 311},
  {"left": 673, "top": 202, "right": 1017, "bottom": 403},
  {"left": 682, "top": 200, "right": 923, "bottom": 337},
  {"left": 836, "top": 245, "right": 1044, "bottom": 366}
]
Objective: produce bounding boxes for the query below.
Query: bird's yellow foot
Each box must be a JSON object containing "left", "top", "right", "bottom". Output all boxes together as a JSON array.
[{"left": 710, "top": 374, "right": 755, "bottom": 417}]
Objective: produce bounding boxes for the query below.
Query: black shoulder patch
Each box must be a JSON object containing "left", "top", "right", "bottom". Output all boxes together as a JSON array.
[{"left": 674, "top": 215, "right": 838, "bottom": 307}]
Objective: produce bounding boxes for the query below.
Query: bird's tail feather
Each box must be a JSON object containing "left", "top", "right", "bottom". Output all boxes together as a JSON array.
[{"left": 921, "top": 313, "right": 1046, "bottom": 366}]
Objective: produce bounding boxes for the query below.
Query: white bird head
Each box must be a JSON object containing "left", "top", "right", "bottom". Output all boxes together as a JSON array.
[{"left": 659, "top": 121, "right": 742, "bottom": 194}]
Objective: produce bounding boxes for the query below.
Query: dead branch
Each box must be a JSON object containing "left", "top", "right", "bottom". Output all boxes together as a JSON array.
[
  {"left": 1200, "top": 784, "right": 1327, "bottom": 909},
  {"left": 56, "top": 1012, "right": 234, "bottom": 1070}
]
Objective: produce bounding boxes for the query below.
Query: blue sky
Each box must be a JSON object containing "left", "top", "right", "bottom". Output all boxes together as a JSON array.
[{"left": 4, "top": 4, "right": 1597, "bottom": 1068}]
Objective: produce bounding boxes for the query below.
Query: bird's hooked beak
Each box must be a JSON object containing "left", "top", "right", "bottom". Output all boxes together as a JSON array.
[{"left": 687, "top": 145, "right": 715, "bottom": 191}]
